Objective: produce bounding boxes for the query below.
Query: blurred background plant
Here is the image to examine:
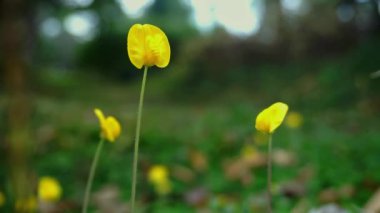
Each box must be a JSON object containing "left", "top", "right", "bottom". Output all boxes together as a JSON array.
[{"left": 0, "top": 0, "right": 379, "bottom": 212}]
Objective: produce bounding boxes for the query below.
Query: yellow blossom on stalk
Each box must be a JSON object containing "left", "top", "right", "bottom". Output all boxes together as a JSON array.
[
  {"left": 38, "top": 176, "right": 62, "bottom": 202},
  {"left": 148, "top": 165, "right": 171, "bottom": 195},
  {"left": 94, "top": 108, "right": 121, "bottom": 142},
  {"left": 127, "top": 24, "right": 171, "bottom": 69},
  {"left": 285, "top": 111, "right": 303, "bottom": 129},
  {"left": 255, "top": 102, "right": 289, "bottom": 134},
  {"left": 15, "top": 196, "right": 37, "bottom": 212},
  {"left": 0, "top": 191, "right": 5, "bottom": 207}
]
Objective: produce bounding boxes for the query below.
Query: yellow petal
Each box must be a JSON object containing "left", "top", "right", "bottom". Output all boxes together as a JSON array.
[
  {"left": 255, "top": 102, "right": 289, "bottom": 134},
  {"left": 94, "top": 108, "right": 121, "bottom": 142},
  {"left": 94, "top": 108, "right": 106, "bottom": 127},
  {"left": 142, "top": 24, "right": 170, "bottom": 68},
  {"left": 127, "top": 24, "right": 146, "bottom": 69},
  {"left": 104, "top": 116, "right": 121, "bottom": 142},
  {"left": 127, "top": 24, "right": 170, "bottom": 69},
  {"left": 148, "top": 165, "right": 169, "bottom": 184}
]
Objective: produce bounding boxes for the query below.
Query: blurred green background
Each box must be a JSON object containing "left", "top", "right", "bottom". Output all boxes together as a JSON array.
[{"left": 1, "top": 0, "right": 380, "bottom": 212}]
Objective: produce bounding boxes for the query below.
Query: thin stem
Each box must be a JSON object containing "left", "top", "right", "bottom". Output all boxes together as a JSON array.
[
  {"left": 82, "top": 138, "right": 105, "bottom": 213},
  {"left": 267, "top": 134, "right": 273, "bottom": 213},
  {"left": 131, "top": 66, "right": 149, "bottom": 213}
]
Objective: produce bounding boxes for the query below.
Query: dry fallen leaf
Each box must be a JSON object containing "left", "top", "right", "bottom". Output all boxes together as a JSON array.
[
  {"left": 272, "top": 149, "right": 296, "bottom": 167},
  {"left": 189, "top": 149, "right": 208, "bottom": 172},
  {"left": 365, "top": 188, "right": 380, "bottom": 213},
  {"left": 319, "top": 188, "right": 339, "bottom": 204},
  {"left": 223, "top": 158, "right": 253, "bottom": 185},
  {"left": 172, "top": 165, "right": 195, "bottom": 183},
  {"left": 93, "top": 185, "right": 129, "bottom": 213}
]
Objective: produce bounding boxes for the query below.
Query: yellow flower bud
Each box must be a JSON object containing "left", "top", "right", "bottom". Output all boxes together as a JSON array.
[
  {"left": 94, "top": 108, "right": 121, "bottom": 142},
  {"left": 127, "top": 24, "right": 171, "bottom": 69},
  {"left": 38, "top": 176, "right": 62, "bottom": 202},
  {"left": 255, "top": 102, "right": 289, "bottom": 134}
]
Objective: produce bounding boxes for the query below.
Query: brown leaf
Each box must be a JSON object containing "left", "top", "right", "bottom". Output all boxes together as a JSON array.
[
  {"left": 189, "top": 150, "right": 208, "bottom": 172},
  {"left": 223, "top": 158, "right": 253, "bottom": 185},
  {"left": 365, "top": 188, "right": 380, "bottom": 213},
  {"left": 272, "top": 149, "right": 296, "bottom": 167},
  {"left": 172, "top": 165, "right": 195, "bottom": 183},
  {"left": 319, "top": 188, "right": 339, "bottom": 204},
  {"left": 93, "top": 185, "right": 129, "bottom": 213}
]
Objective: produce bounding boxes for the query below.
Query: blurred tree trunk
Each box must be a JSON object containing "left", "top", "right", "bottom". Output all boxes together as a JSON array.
[
  {"left": 257, "top": 0, "right": 285, "bottom": 45},
  {"left": 1, "top": 0, "right": 34, "bottom": 206}
]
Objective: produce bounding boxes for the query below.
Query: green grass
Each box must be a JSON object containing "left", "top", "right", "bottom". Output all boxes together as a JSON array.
[{"left": 1, "top": 68, "right": 379, "bottom": 212}]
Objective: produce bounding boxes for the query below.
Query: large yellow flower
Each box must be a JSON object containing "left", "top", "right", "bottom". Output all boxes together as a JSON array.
[
  {"left": 94, "top": 108, "right": 121, "bottom": 142},
  {"left": 255, "top": 102, "right": 289, "bottom": 134},
  {"left": 127, "top": 24, "right": 170, "bottom": 69},
  {"left": 38, "top": 176, "right": 62, "bottom": 202}
]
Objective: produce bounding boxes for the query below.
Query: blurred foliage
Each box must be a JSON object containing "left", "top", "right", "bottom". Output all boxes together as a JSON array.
[{"left": 1, "top": 0, "right": 380, "bottom": 212}]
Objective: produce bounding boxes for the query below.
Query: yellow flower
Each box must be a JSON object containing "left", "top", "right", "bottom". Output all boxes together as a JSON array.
[
  {"left": 94, "top": 108, "right": 121, "bottom": 142},
  {"left": 15, "top": 196, "right": 37, "bottom": 212},
  {"left": 127, "top": 24, "right": 171, "bottom": 69},
  {"left": 255, "top": 102, "right": 289, "bottom": 134},
  {"left": 148, "top": 165, "right": 172, "bottom": 195},
  {"left": 0, "top": 191, "right": 5, "bottom": 207},
  {"left": 285, "top": 111, "right": 303, "bottom": 129},
  {"left": 148, "top": 165, "right": 169, "bottom": 184},
  {"left": 38, "top": 176, "right": 62, "bottom": 202}
]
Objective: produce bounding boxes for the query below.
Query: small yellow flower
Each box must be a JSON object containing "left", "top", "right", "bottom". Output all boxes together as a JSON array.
[
  {"left": 127, "top": 24, "right": 171, "bottom": 69},
  {"left": 255, "top": 102, "right": 289, "bottom": 134},
  {"left": 148, "top": 165, "right": 169, "bottom": 184},
  {"left": 38, "top": 176, "right": 62, "bottom": 202},
  {"left": 148, "top": 165, "right": 171, "bottom": 195},
  {"left": 15, "top": 196, "right": 37, "bottom": 212},
  {"left": 285, "top": 111, "right": 303, "bottom": 129},
  {"left": 0, "top": 191, "right": 5, "bottom": 207},
  {"left": 94, "top": 108, "right": 121, "bottom": 142}
]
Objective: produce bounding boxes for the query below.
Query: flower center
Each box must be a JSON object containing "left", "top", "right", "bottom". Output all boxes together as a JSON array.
[{"left": 145, "top": 34, "right": 163, "bottom": 66}]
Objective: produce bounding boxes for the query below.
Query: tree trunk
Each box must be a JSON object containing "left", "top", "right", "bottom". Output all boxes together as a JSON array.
[{"left": 1, "top": 0, "right": 34, "bottom": 206}]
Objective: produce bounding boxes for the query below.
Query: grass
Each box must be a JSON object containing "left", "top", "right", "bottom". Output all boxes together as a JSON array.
[{"left": 1, "top": 68, "right": 379, "bottom": 212}]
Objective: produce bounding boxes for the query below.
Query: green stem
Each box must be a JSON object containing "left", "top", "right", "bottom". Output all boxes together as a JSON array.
[
  {"left": 267, "top": 134, "right": 273, "bottom": 213},
  {"left": 131, "top": 66, "right": 149, "bottom": 213},
  {"left": 82, "top": 138, "right": 105, "bottom": 213}
]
